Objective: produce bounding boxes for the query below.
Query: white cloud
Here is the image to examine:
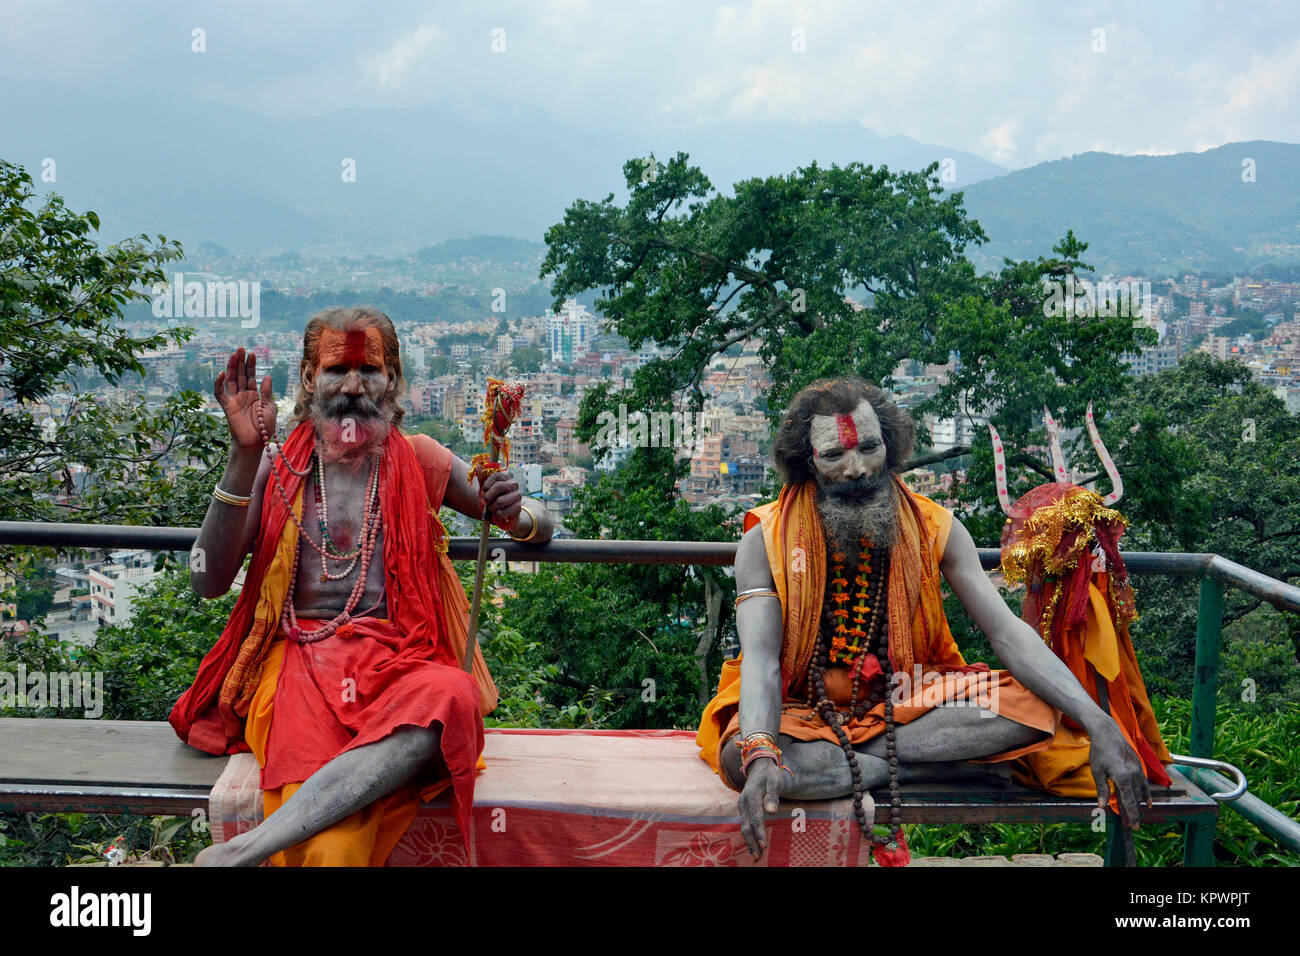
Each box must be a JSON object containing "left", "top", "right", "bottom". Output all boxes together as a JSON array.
[
  {"left": 982, "top": 119, "right": 1020, "bottom": 165},
  {"left": 359, "top": 23, "right": 440, "bottom": 89},
  {"left": 1187, "top": 38, "right": 1300, "bottom": 142},
  {"left": 0, "top": 0, "right": 1296, "bottom": 168}
]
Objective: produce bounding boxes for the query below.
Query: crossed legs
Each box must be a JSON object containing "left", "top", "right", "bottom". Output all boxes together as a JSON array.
[
  {"left": 721, "top": 704, "right": 1045, "bottom": 798},
  {"left": 195, "top": 724, "right": 441, "bottom": 866}
]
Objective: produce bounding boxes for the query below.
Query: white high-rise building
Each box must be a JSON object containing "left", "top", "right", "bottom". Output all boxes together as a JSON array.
[{"left": 548, "top": 299, "right": 594, "bottom": 363}]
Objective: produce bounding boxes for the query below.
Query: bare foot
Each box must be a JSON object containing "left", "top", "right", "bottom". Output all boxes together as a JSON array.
[
  {"left": 194, "top": 833, "right": 263, "bottom": 867},
  {"left": 194, "top": 843, "right": 229, "bottom": 866}
]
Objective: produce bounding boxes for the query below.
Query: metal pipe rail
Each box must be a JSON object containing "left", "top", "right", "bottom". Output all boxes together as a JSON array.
[{"left": 3, "top": 520, "right": 1299, "bottom": 612}]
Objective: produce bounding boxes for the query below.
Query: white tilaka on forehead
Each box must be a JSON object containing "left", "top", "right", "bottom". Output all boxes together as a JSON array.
[{"left": 809, "top": 399, "right": 882, "bottom": 456}]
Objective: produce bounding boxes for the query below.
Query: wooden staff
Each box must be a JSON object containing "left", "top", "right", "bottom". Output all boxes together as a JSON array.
[
  {"left": 464, "top": 445, "right": 499, "bottom": 672},
  {"left": 463, "top": 379, "right": 525, "bottom": 672}
]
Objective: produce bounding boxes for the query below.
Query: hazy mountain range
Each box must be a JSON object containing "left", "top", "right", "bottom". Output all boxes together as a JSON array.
[
  {"left": 0, "top": 76, "right": 1002, "bottom": 257},
  {"left": 959, "top": 140, "right": 1300, "bottom": 276},
  {"left": 3, "top": 76, "right": 1298, "bottom": 276}
]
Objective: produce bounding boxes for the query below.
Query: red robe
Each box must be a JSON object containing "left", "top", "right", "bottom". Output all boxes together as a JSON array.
[{"left": 169, "top": 423, "right": 491, "bottom": 842}]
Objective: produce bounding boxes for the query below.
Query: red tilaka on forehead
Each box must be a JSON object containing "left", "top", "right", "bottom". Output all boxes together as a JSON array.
[
  {"left": 836, "top": 412, "right": 858, "bottom": 449},
  {"left": 812, "top": 411, "right": 861, "bottom": 458},
  {"left": 318, "top": 326, "right": 384, "bottom": 371},
  {"left": 343, "top": 330, "right": 368, "bottom": 367}
]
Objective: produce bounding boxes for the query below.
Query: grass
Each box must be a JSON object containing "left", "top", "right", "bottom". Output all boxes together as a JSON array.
[{"left": 903, "top": 697, "right": 1300, "bottom": 866}]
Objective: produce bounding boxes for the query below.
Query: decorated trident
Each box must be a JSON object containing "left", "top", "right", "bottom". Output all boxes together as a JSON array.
[
  {"left": 987, "top": 401, "right": 1124, "bottom": 515},
  {"left": 464, "top": 377, "right": 527, "bottom": 672}
]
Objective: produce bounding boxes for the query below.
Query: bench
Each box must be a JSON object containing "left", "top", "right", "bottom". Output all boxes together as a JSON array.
[{"left": 0, "top": 717, "right": 1219, "bottom": 866}]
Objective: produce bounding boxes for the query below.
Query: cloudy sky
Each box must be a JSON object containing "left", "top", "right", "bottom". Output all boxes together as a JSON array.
[{"left": 1, "top": 0, "right": 1296, "bottom": 169}]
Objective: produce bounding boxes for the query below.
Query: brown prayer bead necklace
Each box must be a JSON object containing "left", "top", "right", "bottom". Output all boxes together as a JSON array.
[{"left": 806, "top": 539, "right": 903, "bottom": 852}]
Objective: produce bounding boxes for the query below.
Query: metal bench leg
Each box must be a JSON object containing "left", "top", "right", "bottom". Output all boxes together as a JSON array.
[
  {"left": 1104, "top": 810, "right": 1136, "bottom": 866},
  {"left": 1184, "top": 820, "right": 1216, "bottom": 867}
]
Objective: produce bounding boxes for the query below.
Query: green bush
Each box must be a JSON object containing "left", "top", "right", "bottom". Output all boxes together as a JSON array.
[{"left": 904, "top": 697, "right": 1300, "bottom": 866}]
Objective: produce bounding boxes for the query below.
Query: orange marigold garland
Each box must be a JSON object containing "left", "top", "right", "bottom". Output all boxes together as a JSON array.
[
  {"left": 827, "top": 546, "right": 875, "bottom": 666},
  {"left": 810, "top": 537, "right": 908, "bottom": 866}
]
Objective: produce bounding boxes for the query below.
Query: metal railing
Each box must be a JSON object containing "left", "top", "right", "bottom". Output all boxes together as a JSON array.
[{"left": 3, "top": 519, "right": 1299, "bottom": 865}]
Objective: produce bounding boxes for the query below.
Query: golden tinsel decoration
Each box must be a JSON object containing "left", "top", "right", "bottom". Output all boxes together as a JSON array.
[
  {"left": 1000, "top": 489, "right": 1124, "bottom": 583},
  {"left": 999, "top": 488, "right": 1135, "bottom": 646}
]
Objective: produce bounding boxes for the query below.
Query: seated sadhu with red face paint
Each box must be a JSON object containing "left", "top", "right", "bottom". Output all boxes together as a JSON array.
[
  {"left": 697, "top": 378, "right": 1151, "bottom": 864},
  {"left": 172, "top": 305, "right": 554, "bottom": 866}
]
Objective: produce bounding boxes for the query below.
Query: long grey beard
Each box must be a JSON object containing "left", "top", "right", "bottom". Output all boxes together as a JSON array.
[
  {"left": 310, "top": 392, "right": 394, "bottom": 464},
  {"left": 816, "top": 478, "right": 898, "bottom": 551}
]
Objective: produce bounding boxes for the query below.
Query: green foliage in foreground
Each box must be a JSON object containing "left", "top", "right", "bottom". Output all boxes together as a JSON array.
[
  {"left": 905, "top": 698, "right": 1300, "bottom": 866},
  {"left": 0, "top": 812, "right": 210, "bottom": 868}
]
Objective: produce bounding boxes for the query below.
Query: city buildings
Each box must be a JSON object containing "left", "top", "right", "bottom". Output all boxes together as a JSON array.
[{"left": 547, "top": 299, "right": 595, "bottom": 364}]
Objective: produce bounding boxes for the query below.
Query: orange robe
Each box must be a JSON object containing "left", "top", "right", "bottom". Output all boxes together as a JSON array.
[
  {"left": 995, "top": 484, "right": 1172, "bottom": 800},
  {"left": 170, "top": 426, "right": 497, "bottom": 866},
  {"left": 1009, "top": 574, "right": 1173, "bottom": 796},
  {"left": 697, "top": 476, "right": 1059, "bottom": 784}
]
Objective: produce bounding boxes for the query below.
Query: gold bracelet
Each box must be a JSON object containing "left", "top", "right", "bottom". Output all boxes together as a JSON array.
[
  {"left": 508, "top": 500, "right": 545, "bottom": 543},
  {"left": 212, "top": 486, "right": 253, "bottom": 508},
  {"left": 734, "top": 587, "right": 778, "bottom": 608}
]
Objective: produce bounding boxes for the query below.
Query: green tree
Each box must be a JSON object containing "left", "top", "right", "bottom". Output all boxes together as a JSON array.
[
  {"left": 935, "top": 231, "right": 1157, "bottom": 544},
  {"left": 76, "top": 570, "right": 235, "bottom": 721},
  {"left": 1086, "top": 352, "right": 1300, "bottom": 698},
  {"left": 510, "top": 345, "right": 545, "bottom": 374},
  {"left": 499, "top": 443, "right": 739, "bottom": 728},
  {"left": 0, "top": 160, "right": 227, "bottom": 539},
  {"left": 270, "top": 359, "right": 289, "bottom": 396},
  {"left": 541, "top": 153, "right": 987, "bottom": 418},
  {"left": 14, "top": 583, "right": 54, "bottom": 623},
  {"left": 177, "top": 361, "right": 210, "bottom": 393}
]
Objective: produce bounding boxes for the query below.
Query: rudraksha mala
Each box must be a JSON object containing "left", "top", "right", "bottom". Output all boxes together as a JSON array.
[{"left": 806, "top": 540, "right": 903, "bottom": 853}]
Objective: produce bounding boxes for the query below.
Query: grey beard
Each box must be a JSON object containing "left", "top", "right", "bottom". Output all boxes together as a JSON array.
[
  {"left": 309, "top": 391, "right": 394, "bottom": 464},
  {"left": 815, "top": 476, "right": 898, "bottom": 550}
]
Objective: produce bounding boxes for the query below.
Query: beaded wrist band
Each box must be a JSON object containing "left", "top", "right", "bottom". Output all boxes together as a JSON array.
[{"left": 737, "top": 732, "right": 794, "bottom": 779}]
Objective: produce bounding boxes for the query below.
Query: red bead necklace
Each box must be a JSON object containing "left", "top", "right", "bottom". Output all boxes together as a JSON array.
[{"left": 257, "top": 403, "right": 384, "bottom": 643}]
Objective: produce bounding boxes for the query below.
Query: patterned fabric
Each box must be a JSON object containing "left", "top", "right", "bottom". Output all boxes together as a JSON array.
[
  {"left": 209, "top": 752, "right": 264, "bottom": 848},
  {"left": 209, "top": 730, "right": 882, "bottom": 866}
]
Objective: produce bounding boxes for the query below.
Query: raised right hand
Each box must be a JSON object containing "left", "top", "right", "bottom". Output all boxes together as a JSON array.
[
  {"left": 214, "top": 347, "right": 275, "bottom": 450},
  {"left": 738, "top": 758, "right": 784, "bottom": 861}
]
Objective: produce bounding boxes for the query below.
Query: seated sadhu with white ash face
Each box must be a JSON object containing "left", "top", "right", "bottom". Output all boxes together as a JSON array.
[
  {"left": 696, "top": 378, "right": 1151, "bottom": 861},
  {"left": 172, "top": 305, "right": 553, "bottom": 866}
]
